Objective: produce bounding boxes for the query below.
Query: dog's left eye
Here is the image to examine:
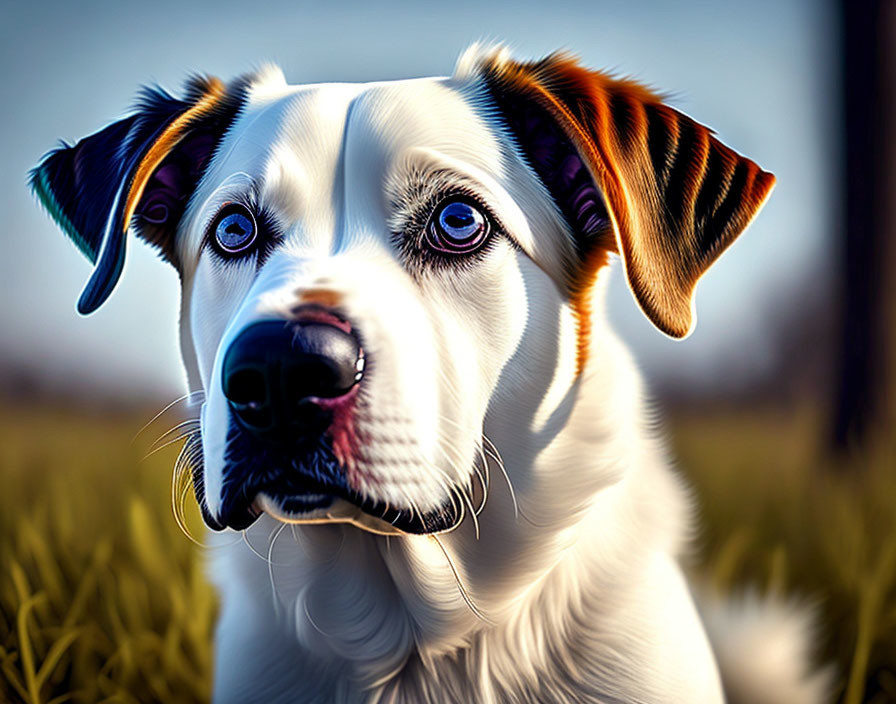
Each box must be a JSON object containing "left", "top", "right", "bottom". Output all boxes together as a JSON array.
[
  {"left": 424, "top": 199, "right": 490, "bottom": 255},
  {"left": 211, "top": 204, "right": 257, "bottom": 256}
]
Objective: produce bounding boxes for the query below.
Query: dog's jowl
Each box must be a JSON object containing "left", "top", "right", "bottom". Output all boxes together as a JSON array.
[{"left": 32, "top": 46, "right": 829, "bottom": 703}]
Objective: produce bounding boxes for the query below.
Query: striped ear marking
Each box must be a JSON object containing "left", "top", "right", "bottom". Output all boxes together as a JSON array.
[
  {"left": 480, "top": 52, "right": 775, "bottom": 339},
  {"left": 30, "top": 76, "right": 246, "bottom": 314}
]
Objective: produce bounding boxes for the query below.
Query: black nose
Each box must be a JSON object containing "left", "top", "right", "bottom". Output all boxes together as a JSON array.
[{"left": 222, "top": 319, "right": 363, "bottom": 443}]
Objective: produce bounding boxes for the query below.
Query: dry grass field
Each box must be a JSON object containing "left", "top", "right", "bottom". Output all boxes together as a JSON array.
[{"left": 0, "top": 401, "right": 893, "bottom": 703}]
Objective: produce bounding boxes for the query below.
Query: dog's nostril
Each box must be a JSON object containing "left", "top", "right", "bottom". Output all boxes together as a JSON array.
[
  {"left": 225, "top": 368, "right": 268, "bottom": 408},
  {"left": 285, "top": 358, "right": 354, "bottom": 399}
]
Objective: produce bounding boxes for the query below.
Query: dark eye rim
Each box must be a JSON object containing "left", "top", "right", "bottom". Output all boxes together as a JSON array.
[
  {"left": 209, "top": 202, "right": 258, "bottom": 258},
  {"left": 423, "top": 195, "right": 492, "bottom": 256}
]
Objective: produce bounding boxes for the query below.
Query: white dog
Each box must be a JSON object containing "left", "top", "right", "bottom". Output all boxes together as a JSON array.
[{"left": 33, "top": 46, "right": 827, "bottom": 703}]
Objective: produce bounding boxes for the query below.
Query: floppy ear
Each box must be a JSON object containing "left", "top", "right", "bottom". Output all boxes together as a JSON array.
[
  {"left": 30, "top": 75, "right": 247, "bottom": 314},
  {"left": 478, "top": 51, "right": 775, "bottom": 340}
]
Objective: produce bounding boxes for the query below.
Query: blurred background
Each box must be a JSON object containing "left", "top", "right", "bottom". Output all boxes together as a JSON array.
[{"left": 1, "top": 1, "right": 893, "bottom": 702}]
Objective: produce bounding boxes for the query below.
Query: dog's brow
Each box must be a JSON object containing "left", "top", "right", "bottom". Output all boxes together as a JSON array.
[
  {"left": 385, "top": 148, "right": 492, "bottom": 211},
  {"left": 260, "top": 144, "right": 310, "bottom": 224}
]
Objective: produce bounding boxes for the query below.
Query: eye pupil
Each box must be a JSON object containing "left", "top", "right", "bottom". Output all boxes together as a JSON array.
[
  {"left": 428, "top": 200, "right": 488, "bottom": 255},
  {"left": 444, "top": 212, "right": 473, "bottom": 228},
  {"left": 214, "top": 206, "right": 257, "bottom": 255}
]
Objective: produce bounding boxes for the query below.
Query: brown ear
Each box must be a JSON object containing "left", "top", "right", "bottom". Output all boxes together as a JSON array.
[{"left": 479, "top": 51, "right": 775, "bottom": 339}]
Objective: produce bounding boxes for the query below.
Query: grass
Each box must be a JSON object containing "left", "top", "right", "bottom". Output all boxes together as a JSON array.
[
  {"left": 671, "top": 407, "right": 896, "bottom": 704},
  {"left": 0, "top": 405, "right": 215, "bottom": 704},
  {"left": 0, "top": 400, "right": 894, "bottom": 703}
]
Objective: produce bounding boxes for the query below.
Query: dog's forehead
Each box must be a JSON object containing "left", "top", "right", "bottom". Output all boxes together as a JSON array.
[
  {"left": 248, "top": 74, "right": 501, "bottom": 172},
  {"left": 184, "top": 75, "right": 504, "bottom": 253},
  {"left": 337, "top": 77, "right": 504, "bottom": 175}
]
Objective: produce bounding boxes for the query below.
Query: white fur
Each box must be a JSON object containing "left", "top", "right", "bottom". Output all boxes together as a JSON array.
[
  {"left": 167, "top": 53, "right": 826, "bottom": 703},
  {"left": 699, "top": 591, "right": 833, "bottom": 704}
]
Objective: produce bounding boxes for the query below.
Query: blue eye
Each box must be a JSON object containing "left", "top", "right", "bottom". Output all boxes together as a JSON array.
[
  {"left": 213, "top": 205, "right": 257, "bottom": 255},
  {"left": 426, "top": 199, "right": 489, "bottom": 254}
]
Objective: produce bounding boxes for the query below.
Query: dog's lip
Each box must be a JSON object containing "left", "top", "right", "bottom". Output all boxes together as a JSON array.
[
  {"left": 246, "top": 486, "right": 465, "bottom": 536},
  {"left": 254, "top": 493, "right": 411, "bottom": 536},
  {"left": 214, "top": 481, "right": 464, "bottom": 535}
]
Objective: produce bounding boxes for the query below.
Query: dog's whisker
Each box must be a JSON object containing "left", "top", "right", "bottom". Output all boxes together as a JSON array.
[
  {"left": 425, "top": 463, "right": 461, "bottom": 520},
  {"left": 141, "top": 429, "right": 199, "bottom": 461},
  {"left": 434, "top": 415, "right": 492, "bottom": 513},
  {"left": 268, "top": 522, "right": 288, "bottom": 615},
  {"left": 429, "top": 423, "right": 490, "bottom": 528},
  {"left": 431, "top": 534, "right": 493, "bottom": 625},
  {"left": 171, "top": 431, "right": 206, "bottom": 546},
  {"left": 471, "top": 450, "right": 489, "bottom": 497},
  {"left": 171, "top": 467, "right": 194, "bottom": 542},
  {"left": 132, "top": 389, "right": 205, "bottom": 445},
  {"left": 418, "top": 447, "right": 470, "bottom": 528},
  {"left": 429, "top": 464, "right": 475, "bottom": 538},
  {"left": 462, "top": 444, "right": 490, "bottom": 517},
  {"left": 477, "top": 436, "right": 551, "bottom": 528},
  {"left": 435, "top": 464, "right": 479, "bottom": 540},
  {"left": 469, "top": 466, "right": 488, "bottom": 517},
  {"left": 406, "top": 493, "right": 424, "bottom": 528},
  {"left": 430, "top": 421, "right": 473, "bottom": 473},
  {"left": 288, "top": 524, "right": 315, "bottom": 560},
  {"left": 142, "top": 419, "right": 201, "bottom": 457},
  {"left": 311, "top": 526, "right": 348, "bottom": 570},
  {"left": 302, "top": 597, "right": 334, "bottom": 641},
  {"left": 176, "top": 477, "right": 208, "bottom": 546},
  {"left": 241, "top": 529, "right": 274, "bottom": 563},
  {"left": 461, "top": 486, "right": 480, "bottom": 540},
  {"left": 178, "top": 479, "right": 193, "bottom": 528},
  {"left": 147, "top": 416, "right": 202, "bottom": 443},
  {"left": 378, "top": 497, "right": 394, "bottom": 523},
  {"left": 435, "top": 368, "right": 465, "bottom": 404},
  {"left": 482, "top": 439, "right": 519, "bottom": 520},
  {"left": 397, "top": 486, "right": 425, "bottom": 529}
]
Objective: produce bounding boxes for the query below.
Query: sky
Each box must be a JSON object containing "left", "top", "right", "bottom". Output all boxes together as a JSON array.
[{"left": 1, "top": 0, "right": 837, "bottom": 402}]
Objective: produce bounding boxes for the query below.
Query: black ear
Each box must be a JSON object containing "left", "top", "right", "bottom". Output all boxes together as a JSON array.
[{"left": 30, "top": 76, "right": 247, "bottom": 314}]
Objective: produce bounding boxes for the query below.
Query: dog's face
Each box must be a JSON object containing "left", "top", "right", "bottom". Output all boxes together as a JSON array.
[
  {"left": 32, "top": 47, "right": 773, "bottom": 541},
  {"left": 181, "top": 69, "right": 571, "bottom": 536}
]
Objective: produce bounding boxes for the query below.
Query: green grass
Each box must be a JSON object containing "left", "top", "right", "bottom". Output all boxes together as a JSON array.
[
  {"left": 0, "top": 406, "right": 215, "bottom": 704},
  {"left": 1, "top": 401, "right": 894, "bottom": 703}
]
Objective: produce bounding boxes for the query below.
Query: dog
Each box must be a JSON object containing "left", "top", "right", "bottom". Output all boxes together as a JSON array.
[{"left": 32, "top": 45, "right": 828, "bottom": 703}]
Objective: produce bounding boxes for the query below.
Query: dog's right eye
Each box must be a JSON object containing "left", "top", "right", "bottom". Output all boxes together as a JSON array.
[{"left": 211, "top": 203, "right": 257, "bottom": 257}]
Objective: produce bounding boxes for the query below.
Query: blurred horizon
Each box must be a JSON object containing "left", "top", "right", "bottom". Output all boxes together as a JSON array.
[{"left": 2, "top": 0, "right": 837, "bottom": 404}]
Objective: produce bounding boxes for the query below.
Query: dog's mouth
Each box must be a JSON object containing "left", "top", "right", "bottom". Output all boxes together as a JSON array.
[
  {"left": 201, "top": 422, "right": 463, "bottom": 535},
  {"left": 223, "top": 480, "right": 463, "bottom": 536},
  {"left": 253, "top": 490, "right": 461, "bottom": 536}
]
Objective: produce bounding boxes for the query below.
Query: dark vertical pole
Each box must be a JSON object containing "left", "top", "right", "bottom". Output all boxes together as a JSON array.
[{"left": 832, "top": 0, "right": 894, "bottom": 451}]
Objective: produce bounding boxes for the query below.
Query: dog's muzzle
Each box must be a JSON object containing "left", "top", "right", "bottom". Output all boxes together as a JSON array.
[
  {"left": 207, "top": 309, "right": 461, "bottom": 535},
  {"left": 204, "top": 310, "right": 365, "bottom": 531}
]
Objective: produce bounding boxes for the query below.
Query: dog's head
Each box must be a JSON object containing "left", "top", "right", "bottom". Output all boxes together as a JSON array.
[{"left": 31, "top": 47, "right": 773, "bottom": 537}]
